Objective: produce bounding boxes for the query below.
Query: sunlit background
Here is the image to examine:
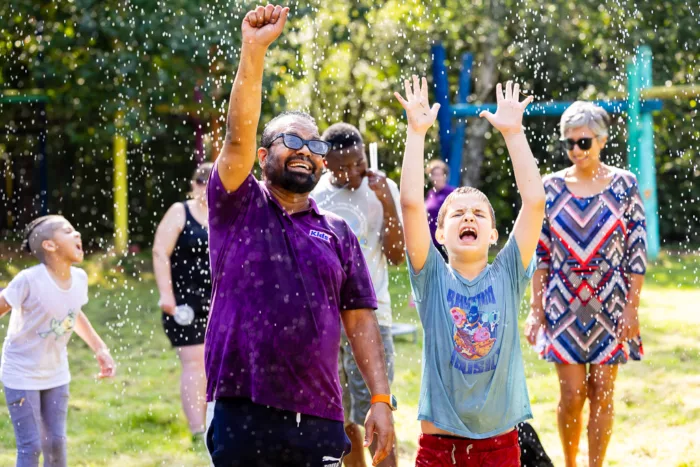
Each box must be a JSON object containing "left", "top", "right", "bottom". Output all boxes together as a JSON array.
[{"left": 1, "top": 1, "right": 698, "bottom": 466}]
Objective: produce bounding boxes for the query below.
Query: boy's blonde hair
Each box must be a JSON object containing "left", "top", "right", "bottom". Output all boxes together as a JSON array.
[
  {"left": 436, "top": 187, "right": 496, "bottom": 229},
  {"left": 22, "top": 215, "right": 67, "bottom": 263}
]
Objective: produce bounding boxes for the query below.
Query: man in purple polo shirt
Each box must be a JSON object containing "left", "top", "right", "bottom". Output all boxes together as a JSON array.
[{"left": 204, "top": 5, "right": 395, "bottom": 467}]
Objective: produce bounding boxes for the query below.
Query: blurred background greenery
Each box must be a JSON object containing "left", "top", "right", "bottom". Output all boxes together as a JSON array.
[{"left": 1, "top": 0, "right": 697, "bottom": 249}]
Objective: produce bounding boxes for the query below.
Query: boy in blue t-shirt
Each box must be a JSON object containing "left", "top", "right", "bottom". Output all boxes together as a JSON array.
[{"left": 394, "top": 77, "right": 545, "bottom": 465}]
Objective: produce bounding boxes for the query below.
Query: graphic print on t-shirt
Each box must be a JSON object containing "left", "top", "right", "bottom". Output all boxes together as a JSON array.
[
  {"left": 323, "top": 202, "right": 369, "bottom": 249},
  {"left": 38, "top": 310, "right": 77, "bottom": 340},
  {"left": 446, "top": 286, "right": 501, "bottom": 375}
]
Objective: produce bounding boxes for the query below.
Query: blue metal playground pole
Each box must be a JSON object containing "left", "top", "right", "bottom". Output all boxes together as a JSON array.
[
  {"left": 431, "top": 44, "right": 452, "bottom": 166},
  {"left": 448, "top": 53, "right": 473, "bottom": 188}
]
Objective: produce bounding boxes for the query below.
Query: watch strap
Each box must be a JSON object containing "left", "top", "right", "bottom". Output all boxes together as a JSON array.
[{"left": 370, "top": 394, "right": 397, "bottom": 411}]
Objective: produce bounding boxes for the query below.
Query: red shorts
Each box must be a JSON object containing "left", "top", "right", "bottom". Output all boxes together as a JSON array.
[{"left": 415, "top": 430, "right": 520, "bottom": 467}]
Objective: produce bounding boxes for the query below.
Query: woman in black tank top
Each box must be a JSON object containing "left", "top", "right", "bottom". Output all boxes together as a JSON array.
[
  {"left": 169, "top": 202, "right": 211, "bottom": 316},
  {"left": 152, "top": 163, "right": 213, "bottom": 439}
]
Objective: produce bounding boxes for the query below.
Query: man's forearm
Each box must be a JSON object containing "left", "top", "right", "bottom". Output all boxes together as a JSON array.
[
  {"left": 223, "top": 43, "right": 267, "bottom": 151},
  {"left": 380, "top": 197, "right": 405, "bottom": 265},
  {"left": 503, "top": 131, "right": 545, "bottom": 206},
  {"left": 343, "top": 310, "right": 391, "bottom": 395}
]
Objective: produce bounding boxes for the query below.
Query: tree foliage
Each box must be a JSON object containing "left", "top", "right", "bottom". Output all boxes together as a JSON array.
[{"left": 1, "top": 0, "right": 697, "bottom": 247}]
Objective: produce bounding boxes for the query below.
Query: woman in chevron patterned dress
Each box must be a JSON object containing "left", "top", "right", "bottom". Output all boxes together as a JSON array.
[{"left": 525, "top": 101, "right": 647, "bottom": 467}]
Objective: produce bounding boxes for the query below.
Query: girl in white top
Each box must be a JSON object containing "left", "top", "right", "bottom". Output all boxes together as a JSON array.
[{"left": 0, "top": 215, "right": 116, "bottom": 467}]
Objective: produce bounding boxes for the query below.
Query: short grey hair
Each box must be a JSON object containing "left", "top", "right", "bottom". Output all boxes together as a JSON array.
[{"left": 560, "top": 101, "right": 611, "bottom": 137}]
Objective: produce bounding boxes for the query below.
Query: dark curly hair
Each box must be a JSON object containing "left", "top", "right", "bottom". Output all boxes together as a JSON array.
[{"left": 321, "top": 122, "right": 364, "bottom": 153}]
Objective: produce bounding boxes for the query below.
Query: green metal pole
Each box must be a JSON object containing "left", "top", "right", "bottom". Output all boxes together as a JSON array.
[
  {"left": 637, "top": 46, "right": 660, "bottom": 259},
  {"left": 626, "top": 53, "right": 641, "bottom": 176}
]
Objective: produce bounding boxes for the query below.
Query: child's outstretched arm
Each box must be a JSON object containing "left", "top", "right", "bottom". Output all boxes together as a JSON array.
[
  {"left": 479, "top": 81, "right": 545, "bottom": 268},
  {"left": 394, "top": 75, "right": 441, "bottom": 273},
  {"left": 74, "top": 311, "right": 116, "bottom": 378}
]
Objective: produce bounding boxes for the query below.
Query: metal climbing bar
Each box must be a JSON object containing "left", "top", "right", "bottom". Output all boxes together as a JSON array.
[
  {"left": 451, "top": 99, "right": 662, "bottom": 118},
  {"left": 431, "top": 42, "right": 667, "bottom": 260}
]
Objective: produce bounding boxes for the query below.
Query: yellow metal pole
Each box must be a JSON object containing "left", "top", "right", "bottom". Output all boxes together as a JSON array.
[
  {"left": 641, "top": 84, "right": 700, "bottom": 100},
  {"left": 113, "top": 112, "right": 128, "bottom": 254},
  {"left": 609, "top": 84, "right": 700, "bottom": 100}
]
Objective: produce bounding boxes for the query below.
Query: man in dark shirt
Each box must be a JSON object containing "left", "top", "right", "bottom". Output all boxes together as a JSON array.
[{"left": 205, "top": 5, "right": 395, "bottom": 467}]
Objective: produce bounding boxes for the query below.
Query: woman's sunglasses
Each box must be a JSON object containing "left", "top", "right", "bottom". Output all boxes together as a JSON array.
[
  {"left": 266, "top": 133, "right": 331, "bottom": 157},
  {"left": 560, "top": 137, "right": 596, "bottom": 151}
]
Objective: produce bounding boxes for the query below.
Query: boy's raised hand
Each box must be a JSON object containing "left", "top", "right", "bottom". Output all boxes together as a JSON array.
[
  {"left": 479, "top": 81, "right": 534, "bottom": 136},
  {"left": 242, "top": 4, "right": 290, "bottom": 48},
  {"left": 394, "top": 75, "right": 440, "bottom": 135}
]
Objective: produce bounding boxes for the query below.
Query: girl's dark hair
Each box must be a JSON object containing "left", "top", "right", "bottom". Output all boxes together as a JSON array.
[{"left": 22, "top": 215, "right": 62, "bottom": 253}]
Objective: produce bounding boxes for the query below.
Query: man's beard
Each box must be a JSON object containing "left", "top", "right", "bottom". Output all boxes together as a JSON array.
[{"left": 264, "top": 155, "right": 320, "bottom": 194}]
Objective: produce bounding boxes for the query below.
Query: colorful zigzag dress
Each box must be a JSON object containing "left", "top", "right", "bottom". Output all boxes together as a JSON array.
[{"left": 536, "top": 168, "right": 647, "bottom": 364}]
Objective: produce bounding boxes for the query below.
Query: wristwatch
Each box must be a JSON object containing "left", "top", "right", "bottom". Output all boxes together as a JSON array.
[{"left": 371, "top": 394, "right": 398, "bottom": 411}]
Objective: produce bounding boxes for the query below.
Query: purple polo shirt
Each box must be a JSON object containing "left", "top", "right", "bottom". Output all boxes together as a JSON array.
[{"left": 205, "top": 167, "right": 377, "bottom": 421}]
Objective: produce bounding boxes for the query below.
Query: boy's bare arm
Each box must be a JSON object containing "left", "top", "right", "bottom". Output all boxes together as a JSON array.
[
  {"left": 217, "top": 5, "right": 290, "bottom": 192},
  {"left": 480, "top": 81, "right": 545, "bottom": 268},
  {"left": 505, "top": 129, "right": 546, "bottom": 268},
  {"left": 395, "top": 76, "right": 440, "bottom": 273},
  {"left": 74, "top": 311, "right": 116, "bottom": 378},
  {"left": 74, "top": 311, "right": 108, "bottom": 353}
]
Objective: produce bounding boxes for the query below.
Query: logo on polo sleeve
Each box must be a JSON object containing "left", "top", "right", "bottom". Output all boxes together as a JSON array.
[{"left": 309, "top": 229, "right": 332, "bottom": 243}]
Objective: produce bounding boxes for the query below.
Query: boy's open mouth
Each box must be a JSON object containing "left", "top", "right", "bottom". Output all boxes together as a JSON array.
[{"left": 459, "top": 226, "right": 478, "bottom": 241}]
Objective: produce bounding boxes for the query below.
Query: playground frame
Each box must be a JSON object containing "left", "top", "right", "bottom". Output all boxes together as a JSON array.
[{"left": 430, "top": 44, "right": 700, "bottom": 260}]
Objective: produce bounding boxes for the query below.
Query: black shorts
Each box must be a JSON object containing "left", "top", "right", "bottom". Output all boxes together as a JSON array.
[
  {"left": 162, "top": 312, "right": 208, "bottom": 347},
  {"left": 207, "top": 398, "right": 351, "bottom": 467}
]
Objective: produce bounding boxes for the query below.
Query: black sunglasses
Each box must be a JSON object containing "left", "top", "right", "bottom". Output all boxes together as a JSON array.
[
  {"left": 266, "top": 133, "right": 331, "bottom": 157},
  {"left": 560, "top": 137, "right": 596, "bottom": 151},
  {"left": 194, "top": 177, "right": 207, "bottom": 185}
]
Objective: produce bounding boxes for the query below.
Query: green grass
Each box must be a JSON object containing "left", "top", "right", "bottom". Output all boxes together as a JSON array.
[
  {"left": 387, "top": 250, "right": 700, "bottom": 467},
  {"left": 0, "top": 248, "right": 698, "bottom": 466}
]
